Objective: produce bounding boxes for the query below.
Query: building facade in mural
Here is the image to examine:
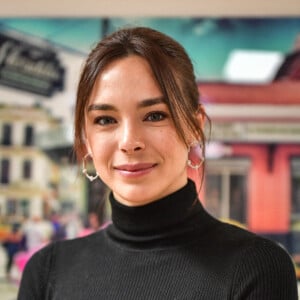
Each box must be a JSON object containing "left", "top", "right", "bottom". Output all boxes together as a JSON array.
[
  {"left": 199, "top": 44, "right": 300, "bottom": 255},
  {"left": 0, "top": 104, "right": 60, "bottom": 222},
  {"left": 0, "top": 104, "right": 87, "bottom": 224}
]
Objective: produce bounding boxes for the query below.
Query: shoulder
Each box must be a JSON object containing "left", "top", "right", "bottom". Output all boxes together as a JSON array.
[
  {"left": 212, "top": 221, "right": 295, "bottom": 271},
  {"left": 209, "top": 219, "right": 279, "bottom": 252},
  {"left": 54, "top": 229, "right": 108, "bottom": 258},
  {"left": 233, "top": 231, "right": 295, "bottom": 273},
  {"left": 218, "top": 223, "right": 298, "bottom": 299},
  {"left": 24, "top": 229, "right": 107, "bottom": 274},
  {"left": 18, "top": 230, "right": 108, "bottom": 299},
  {"left": 18, "top": 242, "right": 56, "bottom": 299}
]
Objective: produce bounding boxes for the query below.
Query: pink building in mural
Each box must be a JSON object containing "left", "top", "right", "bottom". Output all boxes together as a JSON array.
[{"left": 198, "top": 49, "right": 300, "bottom": 255}]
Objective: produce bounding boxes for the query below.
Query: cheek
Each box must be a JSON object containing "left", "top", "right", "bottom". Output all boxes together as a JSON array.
[
  {"left": 91, "top": 146, "right": 112, "bottom": 179},
  {"left": 87, "top": 135, "right": 112, "bottom": 165},
  {"left": 161, "top": 132, "right": 188, "bottom": 162}
]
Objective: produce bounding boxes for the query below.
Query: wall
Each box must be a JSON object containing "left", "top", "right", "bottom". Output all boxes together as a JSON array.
[{"left": 0, "top": 0, "right": 300, "bottom": 17}]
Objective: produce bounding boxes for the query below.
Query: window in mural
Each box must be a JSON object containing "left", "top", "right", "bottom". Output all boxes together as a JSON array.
[
  {"left": 24, "top": 125, "right": 34, "bottom": 146},
  {"left": 0, "top": 158, "right": 10, "bottom": 184},
  {"left": 20, "top": 199, "right": 30, "bottom": 217},
  {"left": 22, "top": 159, "right": 32, "bottom": 179},
  {"left": 2, "top": 124, "right": 12, "bottom": 146},
  {"left": 291, "top": 158, "right": 300, "bottom": 217},
  {"left": 205, "top": 174, "right": 222, "bottom": 218},
  {"left": 229, "top": 174, "right": 247, "bottom": 223},
  {"left": 290, "top": 157, "right": 300, "bottom": 254},
  {"left": 205, "top": 159, "right": 250, "bottom": 225},
  {"left": 6, "top": 198, "right": 17, "bottom": 216}
]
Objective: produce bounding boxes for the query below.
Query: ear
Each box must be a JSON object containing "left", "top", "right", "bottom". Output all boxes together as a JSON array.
[
  {"left": 187, "top": 104, "right": 206, "bottom": 144},
  {"left": 196, "top": 103, "right": 206, "bottom": 130},
  {"left": 83, "top": 133, "right": 92, "bottom": 157}
]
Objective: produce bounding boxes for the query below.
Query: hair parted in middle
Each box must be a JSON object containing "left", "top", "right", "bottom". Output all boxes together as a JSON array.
[{"left": 74, "top": 26, "right": 208, "bottom": 161}]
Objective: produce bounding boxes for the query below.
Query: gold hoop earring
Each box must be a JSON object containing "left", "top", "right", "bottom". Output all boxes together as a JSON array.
[
  {"left": 82, "top": 153, "right": 98, "bottom": 182},
  {"left": 187, "top": 142, "right": 205, "bottom": 170}
]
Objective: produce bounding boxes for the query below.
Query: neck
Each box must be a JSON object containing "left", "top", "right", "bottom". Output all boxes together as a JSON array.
[
  {"left": 106, "top": 179, "right": 216, "bottom": 250},
  {"left": 109, "top": 180, "right": 199, "bottom": 234}
]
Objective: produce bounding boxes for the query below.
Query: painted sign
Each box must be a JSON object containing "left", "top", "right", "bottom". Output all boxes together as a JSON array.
[
  {"left": 0, "top": 32, "right": 65, "bottom": 97},
  {"left": 212, "top": 122, "right": 300, "bottom": 143}
]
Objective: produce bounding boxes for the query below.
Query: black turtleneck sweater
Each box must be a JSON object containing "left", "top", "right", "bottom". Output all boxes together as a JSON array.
[{"left": 17, "top": 180, "right": 298, "bottom": 299}]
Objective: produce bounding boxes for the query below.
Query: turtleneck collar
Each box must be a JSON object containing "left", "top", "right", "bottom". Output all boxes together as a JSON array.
[{"left": 108, "top": 180, "right": 203, "bottom": 236}]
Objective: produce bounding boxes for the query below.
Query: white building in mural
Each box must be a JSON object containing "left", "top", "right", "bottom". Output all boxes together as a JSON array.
[
  {"left": 0, "top": 105, "right": 58, "bottom": 219},
  {"left": 0, "top": 30, "right": 87, "bottom": 223},
  {"left": 0, "top": 104, "right": 86, "bottom": 222}
]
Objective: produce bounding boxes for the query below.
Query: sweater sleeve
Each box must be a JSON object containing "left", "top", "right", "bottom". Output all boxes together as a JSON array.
[
  {"left": 17, "top": 243, "right": 55, "bottom": 300},
  {"left": 231, "top": 238, "right": 298, "bottom": 300}
]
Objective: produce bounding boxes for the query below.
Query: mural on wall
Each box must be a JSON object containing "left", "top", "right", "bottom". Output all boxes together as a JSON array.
[
  {"left": 1, "top": 18, "right": 300, "bottom": 78},
  {"left": 0, "top": 18, "right": 300, "bottom": 249},
  {"left": 0, "top": 17, "right": 299, "bottom": 122}
]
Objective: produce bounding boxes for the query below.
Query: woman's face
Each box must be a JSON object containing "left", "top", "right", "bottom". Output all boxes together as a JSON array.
[{"left": 85, "top": 55, "right": 189, "bottom": 206}]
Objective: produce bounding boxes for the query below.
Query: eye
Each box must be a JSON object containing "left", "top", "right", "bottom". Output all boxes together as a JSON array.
[
  {"left": 144, "top": 111, "right": 167, "bottom": 122},
  {"left": 94, "top": 116, "right": 117, "bottom": 126}
]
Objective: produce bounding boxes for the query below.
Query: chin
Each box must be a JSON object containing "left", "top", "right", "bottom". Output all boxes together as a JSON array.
[{"left": 114, "top": 184, "right": 159, "bottom": 206}]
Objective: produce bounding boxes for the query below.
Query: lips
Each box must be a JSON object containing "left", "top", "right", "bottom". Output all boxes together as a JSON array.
[{"left": 114, "top": 163, "right": 157, "bottom": 172}]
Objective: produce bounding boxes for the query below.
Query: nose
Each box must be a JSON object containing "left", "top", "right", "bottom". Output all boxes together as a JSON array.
[{"left": 119, "top": 122, "right": 145, "bottom": 154}]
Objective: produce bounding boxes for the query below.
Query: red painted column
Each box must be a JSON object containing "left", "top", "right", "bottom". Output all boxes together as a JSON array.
[{"left": 233, "top": 144, "right": 300, "bottom": 233}]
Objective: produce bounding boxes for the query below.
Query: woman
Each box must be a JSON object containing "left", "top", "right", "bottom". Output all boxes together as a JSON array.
[
  {"left": 18, "top": 27, "right": 298, "bottom": 299},
  {"left": 2, "top": 223, "right": 24, "bottom": 281}
]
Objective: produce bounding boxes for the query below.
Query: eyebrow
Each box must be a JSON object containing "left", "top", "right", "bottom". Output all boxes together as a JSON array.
[
  {"left": 87, "top": 103, "right": 116, "bottom": 112},
  {"left": 87, "top": 97, "right": 165, "bottom": 112}
]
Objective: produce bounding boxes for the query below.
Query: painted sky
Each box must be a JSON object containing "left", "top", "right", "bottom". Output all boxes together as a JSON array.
[{"left": 0, "top": 17, "right": 300, "bottom": 80}]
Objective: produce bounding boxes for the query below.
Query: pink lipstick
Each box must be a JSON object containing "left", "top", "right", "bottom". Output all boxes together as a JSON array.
[{"left": 114, "top": 163, "right": 157, "bottom": 177}]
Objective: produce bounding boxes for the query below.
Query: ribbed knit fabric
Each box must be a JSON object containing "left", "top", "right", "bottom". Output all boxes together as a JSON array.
[{"left": 17, "top": 180, "right": 298, "bottom": 299}]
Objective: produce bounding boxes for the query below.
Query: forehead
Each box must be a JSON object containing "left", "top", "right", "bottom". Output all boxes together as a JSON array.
[
  {"left": 102, "top": 55, "right": 151, "bottom": 79},
  {"left": 88, "top": 55, "right": 163, "bottom": 105}
]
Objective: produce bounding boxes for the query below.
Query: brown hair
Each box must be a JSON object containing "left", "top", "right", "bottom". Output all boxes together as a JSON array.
[{"left": 74, "top": 26, "right": 208, "bottom": 162}]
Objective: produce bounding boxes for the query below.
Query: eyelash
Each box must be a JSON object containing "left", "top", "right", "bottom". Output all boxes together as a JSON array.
[
  {"left": 144, "top": 111, "right": 168, "bottom": 122},
  {"left": 93, "top": 111, "right": 168, "bottom": 126},
  {"left": 93, "top": 116, "right": 116, "bottom": 126}
]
